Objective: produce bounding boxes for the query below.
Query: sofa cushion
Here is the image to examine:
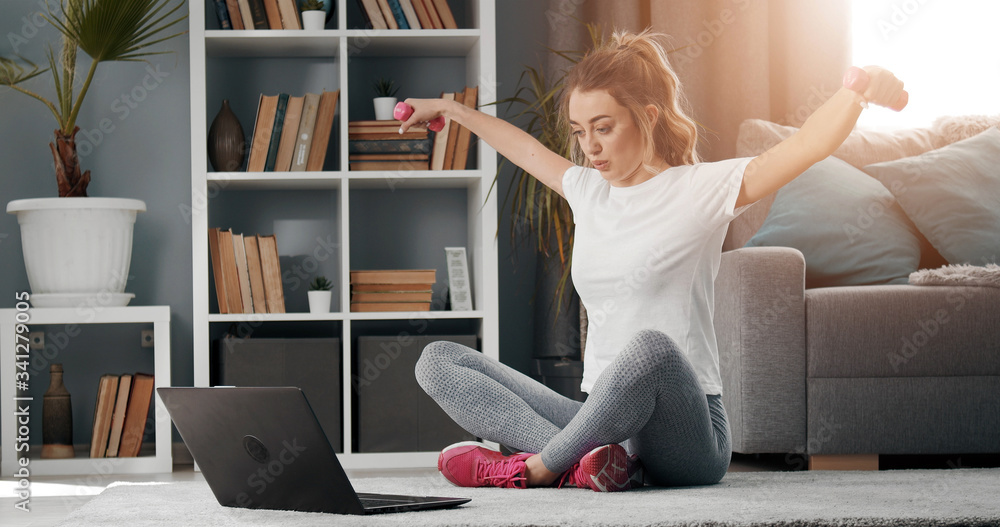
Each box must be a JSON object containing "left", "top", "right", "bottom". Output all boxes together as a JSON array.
[
  {"left": 805, "top": 285, "right": 1000, "bottom": 378},
  {"left": 745, "top": 156, "right": 922, "bottom": 288},
  {"left": 864, "top": 128, "right": 1000, "bottom": 266},
  {"left": 726, "top": 119, "right": 946, "bottom": 251}
]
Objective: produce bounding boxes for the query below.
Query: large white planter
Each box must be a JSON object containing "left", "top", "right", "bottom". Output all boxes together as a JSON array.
[{"left": 6, "top": 197, "right": 146, "bottom": 308}]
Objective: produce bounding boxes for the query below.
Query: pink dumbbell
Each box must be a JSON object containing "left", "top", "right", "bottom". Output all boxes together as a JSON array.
[
  {"left": 393, "top": 101, "right": 446, "bottom": 132},
  {"left": 843, "top": 66, "right": 908, "bottom": 111}
]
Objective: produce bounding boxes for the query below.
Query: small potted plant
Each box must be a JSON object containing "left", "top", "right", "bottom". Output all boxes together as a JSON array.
[
  {"left": 308, "top": 275, "right": 333, "bottom": 313},
  {"left": 299, "top": 0, "right": 327, "bottom": 30},
  {"left": 372, "top": 77, "right": 399, "bottom": 121}
]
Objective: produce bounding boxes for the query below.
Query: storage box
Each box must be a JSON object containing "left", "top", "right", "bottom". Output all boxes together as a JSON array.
[
  {"left": 212, "top": 337, "right": 342, "bottom": 451},
  {"left": 355, "top": 335, "right": 477, "bottom": 452}
]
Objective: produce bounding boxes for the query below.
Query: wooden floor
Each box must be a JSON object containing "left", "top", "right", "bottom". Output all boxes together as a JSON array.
[{"left": 3, "top": 453, "right": 994, "bottom": 527}]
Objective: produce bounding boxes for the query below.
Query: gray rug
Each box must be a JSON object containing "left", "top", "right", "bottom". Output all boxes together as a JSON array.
[{"left": 55, "top": 469, "right": 1000, "bottom": 526}]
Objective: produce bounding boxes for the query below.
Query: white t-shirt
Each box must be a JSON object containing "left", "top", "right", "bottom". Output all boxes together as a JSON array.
[{"left": 562, "top": 158, "right": 753, "bottom": 395}]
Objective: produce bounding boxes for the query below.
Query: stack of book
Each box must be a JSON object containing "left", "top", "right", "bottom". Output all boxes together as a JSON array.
[
  {"left": 350, "top": 269, "right": 436, "bottom": 312},
  {"left": 349, "top": 85, "right": 479, "bottom": 172},
  {"left": 90, "top": 373, "right": 155, "bottom": 458},
  {"left": 357, "top": 0, "right": 458, "bottom": 30},
  {"left": 212, "top": 0, "right": 304, "bottom": 30},
  {"left": 244, "top": 90, "right": 339, "bottom": 173},
  {"left": 349, "top": 121, "right": 432, "bottom": 171},
  {"left": 209, "top": 228, "right": 286, "bottom": 314}
]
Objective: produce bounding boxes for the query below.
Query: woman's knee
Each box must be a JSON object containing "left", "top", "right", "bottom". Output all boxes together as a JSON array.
[
  {"left": 414, "top": 340, "right": 472, "bottom": 387},
  {"left": 623, "top": 329, "right": 684, "bottom": 366}
]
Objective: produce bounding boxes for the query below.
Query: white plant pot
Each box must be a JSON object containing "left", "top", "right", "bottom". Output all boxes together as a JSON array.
[
  {"left": 308, "top": 290, "right": 332, "bottom": 313},
  {"left": 373, "top": 97, "right": 398, "bottom": 121},
  {"left": 301, "top": 10, "right": 326, "bottom": 30},
  {"left": 6, "top": 197, "right": 146, "bottom": 308}
]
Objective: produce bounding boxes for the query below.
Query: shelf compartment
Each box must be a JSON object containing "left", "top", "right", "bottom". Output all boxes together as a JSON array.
[
  {"left": 210, "top": 189, "right": 343, "bottom": 314},
  {"left": 206, "top": 31, "right": 342, "bottom": 57}
]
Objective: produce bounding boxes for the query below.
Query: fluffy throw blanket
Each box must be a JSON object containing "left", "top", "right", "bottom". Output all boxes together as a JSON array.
[{"left": 909, "top": 263, "right": 1000, "bottom": 288}]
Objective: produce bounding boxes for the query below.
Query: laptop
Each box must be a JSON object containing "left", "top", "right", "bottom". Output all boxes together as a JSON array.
[{"left": 158, "top": 386, "right": 471, "bottom": 515}]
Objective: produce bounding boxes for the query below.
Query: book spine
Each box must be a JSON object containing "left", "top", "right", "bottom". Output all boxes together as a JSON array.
[
  {"left": 399, "top": 0, "right": 421, "bottom": 29},
  {"left": 292, "top": 93, "right": 321, "bottom": 171},
  {"left": 213, "top": 0, "right": 233, "bottom": 29},
  {"left": 264, "top": 93, "right": 289, "bottom": 171},
  {"left": 388, "top": 0, "right": 410, "bottom": 29},
  {"left": 237, "top": 0, "right": 255, "bottom": 29},
  {"left": 247, "top": 0, "right": 270, "bottom": 28},
  {"left": 226, "top": 0, "right": 245, "bottom": 29},
  {"left": 432, "top": 0, "right": 457, "bottom": 29},
  {"left": 377, "top": 0, "right": 398, "bottom": 29},
  {"left": 348, "top": 139, "right": 432, "bottom": 154},
  {"left": 262, "top": 0, "right": 283, "bottom": 29}
]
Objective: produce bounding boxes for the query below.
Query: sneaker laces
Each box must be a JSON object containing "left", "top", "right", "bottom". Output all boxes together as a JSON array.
[
  {"left": 555, "top": 463, "right": 587, "bottom": 489},
  {"left": 478, "top": 456, "right": 528, "bottom": 489}
]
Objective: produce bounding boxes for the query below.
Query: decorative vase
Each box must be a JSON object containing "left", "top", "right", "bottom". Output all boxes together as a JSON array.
[
  {"left": 6, "top": 197, "right": 145, "bottom": 307},
  {"left": 373, "top": 97, "right": 398, "bottom": 120},
  {"left": 308, "top": 290, "right": 332, "bottom": 313},
  {"left": 42, "top": 364, "right": 75, "bottom": 459},
  {"left": 301, "top": 10, "right": 326, "bottom": 30},
  {"left": 208, "top": 99, "right": 246, "bottom": 172}
]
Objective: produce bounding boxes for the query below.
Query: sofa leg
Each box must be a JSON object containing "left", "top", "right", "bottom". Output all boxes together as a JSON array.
[{"left": 808, "top": 454, "right": 879, "bottom": 471}]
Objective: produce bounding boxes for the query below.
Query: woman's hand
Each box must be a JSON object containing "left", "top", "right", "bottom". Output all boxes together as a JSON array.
[
  {"left": 852, "top": 66, "right": 907, "bottom": 110},
  {"left": 397, "top": 97, "right": 452, "bottom": 133}
]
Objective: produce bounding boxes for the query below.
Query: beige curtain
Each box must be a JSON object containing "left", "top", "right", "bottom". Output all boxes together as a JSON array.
[{"left": 548, "top": 0, "right": 852, "bottom": 161}]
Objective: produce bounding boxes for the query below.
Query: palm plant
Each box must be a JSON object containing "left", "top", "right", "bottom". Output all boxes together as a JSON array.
[{"left": 0, "top": 0, "right": 187, "bottom": 197}]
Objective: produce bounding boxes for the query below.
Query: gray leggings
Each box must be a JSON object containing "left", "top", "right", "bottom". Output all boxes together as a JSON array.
[{"left": 414, "top": 329, "right": 731, "bottom": 487}]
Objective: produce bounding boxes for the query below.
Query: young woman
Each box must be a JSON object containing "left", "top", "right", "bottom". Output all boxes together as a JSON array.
[{"left": 402, "top": 30, "right": 904, "bottom": 491}]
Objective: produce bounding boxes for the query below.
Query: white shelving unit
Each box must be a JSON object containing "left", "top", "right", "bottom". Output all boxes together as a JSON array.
[
  {"left": 0, "top": 306, "right": 172, "bottom": 476},
  {"left": 189, "top": 0, "right": 497, "bottom": 469}
]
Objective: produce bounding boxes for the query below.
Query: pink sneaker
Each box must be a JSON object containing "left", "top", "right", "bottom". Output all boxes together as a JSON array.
[
  {"left": 557, "top": 444, "right": 643, "bottom": 492},
  {"left": 437, "top": 441, "right": 532, "bottom": 489}
]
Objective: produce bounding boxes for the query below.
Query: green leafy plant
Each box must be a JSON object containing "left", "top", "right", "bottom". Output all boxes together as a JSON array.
[
  {"left": 372, "top": 77, "right": 399, "bottom": 98},
  {"left": 299, "top": 0, "right": 324, "bottom": 12},
  {"left": 309, "top": 275, "right": 333, "bottom": 291},
  {"left": 0, "top": 0, "right": 187, "bottom": 198}
]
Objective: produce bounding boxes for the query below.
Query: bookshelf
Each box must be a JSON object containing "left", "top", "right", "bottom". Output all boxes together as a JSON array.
[
  {"left": 0, "top": 306, "right": 172, "bottom": 476},
  {"left": 189, "top": 0, "right": 498, "bottom": 469}
]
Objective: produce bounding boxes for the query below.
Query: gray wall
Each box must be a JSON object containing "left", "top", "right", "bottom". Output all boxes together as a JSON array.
[{"left": 0, "top": 1, "right": 549, "bottom": 444}]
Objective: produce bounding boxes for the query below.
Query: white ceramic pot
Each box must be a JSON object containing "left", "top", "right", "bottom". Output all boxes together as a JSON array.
[
  {"left": 373, "top": 97, "right": 398, "bottom": 121},
  {"left": 6, "top": 197, "right": 146, "bottom": 307},
  {"left": 307, "top": 290, "right": 332, "bottom": 313},
  {"left": 301, "top": 10, "right": 326, "bottom": 30}
]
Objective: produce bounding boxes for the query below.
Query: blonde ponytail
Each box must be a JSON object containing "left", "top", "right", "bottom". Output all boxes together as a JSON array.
[{"left": 561, "top": 29, "right": 700, "bottom": 169}]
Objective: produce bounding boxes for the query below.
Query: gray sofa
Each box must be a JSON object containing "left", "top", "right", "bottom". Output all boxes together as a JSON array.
[{"left": 714, "top": 118, "right": 1000, "bottom": 468}]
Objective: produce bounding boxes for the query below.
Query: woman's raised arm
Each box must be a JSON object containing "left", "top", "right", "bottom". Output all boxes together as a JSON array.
[
  {"left": 736, "top": 66, "right": 906, "bottom": 209},
  {"left": 398, "top": 98, "right": 575, "bottom": 197}
]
